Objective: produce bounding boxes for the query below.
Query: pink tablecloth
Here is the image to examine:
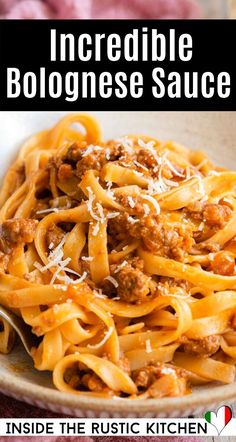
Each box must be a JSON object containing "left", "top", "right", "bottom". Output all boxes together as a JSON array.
[{"left": 0, "top": 0, "right": 202, "bottom": 19}]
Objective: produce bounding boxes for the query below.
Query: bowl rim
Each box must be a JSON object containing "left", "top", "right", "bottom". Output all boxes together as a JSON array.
[{"left": 1, "top": 371, "right": 236, "bottom": 415}]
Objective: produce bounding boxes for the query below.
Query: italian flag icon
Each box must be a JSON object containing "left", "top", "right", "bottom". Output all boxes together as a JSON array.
[{"left": 205, "top": 405, "right": 232, "bottom": 434}]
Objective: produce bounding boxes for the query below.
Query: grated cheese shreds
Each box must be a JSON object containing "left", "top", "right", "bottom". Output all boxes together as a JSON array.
[
  {"left": 127, "top": 196, "right": 135, "bottom": 208},
  {"left": 133, "top": 160, "right": 148, "bottom": 171},
  {"left": 185, "top": 167, "right": 191, "bottom": 180},
  {"left": 86, "top": 187, "right": 101, "bottom": 223},
  {"left": 164, "top": 156, "right": 185, "bottom": 178},
  {"left": 143, "top": 204, "right": 150, "bottom": 216},
  {"left": 72, "top": 271, "right": 88, "bottom": 284},
  {"left": 138, "top": 138, "right": 161, "bottom": 166},
  {"left": 106, "top": 181, "right": 115, "bottom": 200},
  {"left": 196, "top": 175, "right": 205, "bottom": 196},
  {"left": 127, "top": 216, "right": 139, "bottom": 224},
  {"left": 161, "top": 367, "right": 176, "bottom": 375},
  {"left": 105, "top": 275, "right": 119, "bottom": 288},
  {"left": 82, "top": 144, "right": 102, "bottom": 157},
  {"left": 94, "top": 288, "right": 108, "bottom": 299},
  {"left": 163, "top": 178, "right": 179, "bottom": 188},
  {"left": 147, "top": 178, "right": 163, "bottom": 195},
  {"left": 107, "top": 212, "right": 120, "bottom": 219},
  {"left": 36, "top": 207, "right": 59, "bottom": 214},
  {"left": 92, "top": 221, "right": 100, "bottom": 236},
  {"left": 114, "top": 260, "right": 128, "bottom": 274},
  {"left": 87, "top": 327, "right": 114, "bottom": 349},
  {"left": 141, "top": 194, "right": 160, "bottom": 215},
  {"left": 117, "top": 136, "right": 134, "bottom": 154},
  {"left": 33, "top": 261, "right": 43, "bottom": 271},
  {"left": 158, "top": 165, "right": 170, "bottom": 193},
  {"left": 96, "top": 202, "right": 105, "bottom": 222},
  {"left": 81, "top": 256, "right": 94, "bottom": 262},
  {"left": 105, "top": 148, "right": 111, "bottom": 160},
  {"left": 145, "top": 339, "right": 152, "bottom": 354},
  {"left": 133, "top": 170, "right": 144, "bottom": 178}
]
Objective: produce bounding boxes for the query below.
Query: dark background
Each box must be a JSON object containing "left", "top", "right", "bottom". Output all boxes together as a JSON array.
[{"left": 0, "top": 19, "right": 235, "bottom": 111}]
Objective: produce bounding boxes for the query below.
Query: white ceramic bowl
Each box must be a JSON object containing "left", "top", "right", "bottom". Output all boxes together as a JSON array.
[{"left": 0, "top": 111, "right": 236, "bottom": 417}]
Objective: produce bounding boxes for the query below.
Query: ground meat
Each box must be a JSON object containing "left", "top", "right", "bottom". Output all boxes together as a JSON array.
[
  {"left": 203, "top": 203, "right": 232, "bottom": 227},
  {"left": 180, "top": 335, "right": 220, "bottom": 357},
  {"left": 142, "top": 221, "right": 193, "bottom": 261},
  {"left": 196, "top": 241, "right": 221, "bottom": 253},
  {"left": 63, "top": 143, "right": 84, "bottom": 164},
  {"left": 108, "top": 214, "right": 193, "bottom": 261},
  {"left": 46, "top": 223, "right": 64, "bottom": 249},
  {"left": 132, "top": 364, "right": 187, "bottom": 398},
  {"left": 57, "top": 163, "right": 74, "bottom": 181},
  {"left": 115, "top": 194, "right": 147, "bottom": 217},
  {"left": 133, "top": 364, "right": 165, "bottom": 388},
  {"left": 115, "top": 262, "right": 151, "bottom": 303},
  {"left": 81, "top": 373, "right": 106, "bottom": 392},
  {"left": 209, "top": 251, "right": 235, "bottom": 276},
  {"left": 107, "top": 142, "right": 130, "bottom": 161},
  {"left": 108, "top": 212, "right": 141, "bottom": 243},
  {"left": 0, "top": 251, "right": 9, "bottom": 272},
  {"left": 0, "top": 218, "right": 38, "bottom": 244},
  {"left": 158, "top": 277, "right": 193, "bottom": 293},
  {"left": 136, "top": 149, "right": 159, "bottom": 172},
  {"left": 117, "top": 357, "right": 131, "bottom": 375},
  {"left": 148, "top": 372, "right": 187, "bottom": 398},
  {"left": 186, "top": 201, "right": 204, "bottom": 220},
  {"left": 76, "top": 151, "right": 106, "bottom": 179}
]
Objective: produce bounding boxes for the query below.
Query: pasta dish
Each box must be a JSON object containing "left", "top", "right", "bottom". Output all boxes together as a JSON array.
[{"left": 0, "top": 114, "right": 236, "bottom": 399}]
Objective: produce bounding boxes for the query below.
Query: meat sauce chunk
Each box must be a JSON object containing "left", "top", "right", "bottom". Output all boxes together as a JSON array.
[
  {"left": 180, "top": 335, "right": 220, "bottom": 357},
  {"left": 0, "top": 218, "right": 38, "bottom": 244},
  {"left": 132, "top": 363, "right": 187, "bottom": 398}
]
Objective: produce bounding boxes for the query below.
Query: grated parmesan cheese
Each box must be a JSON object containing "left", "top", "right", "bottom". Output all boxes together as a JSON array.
[
  {"left": 92, "top": 222, "right": 100, "bottom": 236},
  {"left": 36, "top": 207, "right": 59, "bottom": 214},
  {"left": 138, "top": 138, "right": 161, "bottom": 166},
  {"left": 107, "top": 212, "right": 120, "bottom": 219},
  {"left": 117, "top": 136, "right": 134, "bottom": 154},
  {"left": 164, "top": 156, "right": 185, "bottom": 178},
  {"left": 196, "top": 175, "right": 205, "bottom": 196},
  {"left": 94, "top": 288, "right": 108, "bottom": 299},
  {"left": 72, "top": 271, "right": 88, "bottom": 284},
  {"left": 114, "top": 260, "right": 128, "bottom": 274},
  {"left": 163, "top": 178, "right": 179, "bottom": 188},
  {"left": 81, "top": 256, "right": 94, "bottom": 262},
  {"left": 145, "top": 339, "right": 152, "bottom": 353},
  {"left": 105, "top": 148, "right": 111, "bottom": 160},
  {"left": 141, "top": 194, "right": 160, "bottom": 215},
  {"left": 105, "top": 275, "right": 119, "bottom": 288},
  {"left": 127, "top": 196, "right": 135, "bottom": 208},
  {"left": 143, "top": 204, "right": 150, "bottom": 216},
  {"left": 88, "top": 327, "right": 114, "bottom": 349},
  {"left": 106, "top": 181, "right": 115, "bottom": 198},
  {"left": 133, "top": 160, "right": 148, "bottom": 171},
  {"left": 127, "top": 216, "right": 139, "bottom": 224},
  {"left": 82, "top": 145, "right": 102, "bottom": 157}
]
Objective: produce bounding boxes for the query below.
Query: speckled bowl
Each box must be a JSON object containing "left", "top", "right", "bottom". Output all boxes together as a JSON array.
[{"left": 0, "top": 111, "right": 236, "bottom": 417}]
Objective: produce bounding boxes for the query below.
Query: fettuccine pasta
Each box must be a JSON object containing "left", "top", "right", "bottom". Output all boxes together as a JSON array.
[{"left": 1, "top": 113, "right": 236, "bottom": 399}]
